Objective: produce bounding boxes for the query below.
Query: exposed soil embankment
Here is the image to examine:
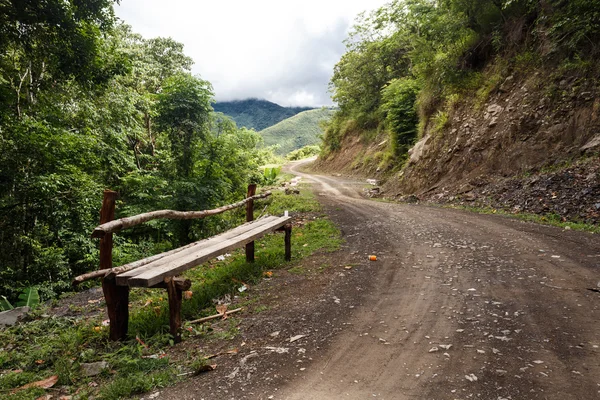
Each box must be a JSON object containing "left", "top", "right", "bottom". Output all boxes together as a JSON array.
[
  {"left": 419, "top": 155, "right": 600, "bottom": 225},
  {"left": 319, "top": 70, "right": 600, "bottom": 226},
  {"left": 312, "top": 134, "right": 388, "bottom": 179}
]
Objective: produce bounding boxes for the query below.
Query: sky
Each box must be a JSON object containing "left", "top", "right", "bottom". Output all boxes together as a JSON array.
[{"left": 114, "top": 0, "right": 389, "bottom": 107}]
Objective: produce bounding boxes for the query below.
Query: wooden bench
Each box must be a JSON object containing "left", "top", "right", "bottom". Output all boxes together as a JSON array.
[{"left": 74, "top": 186, "right": 292, "bottom": 342}]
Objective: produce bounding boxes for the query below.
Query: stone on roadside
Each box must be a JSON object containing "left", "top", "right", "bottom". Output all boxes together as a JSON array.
[
  {"left": 0, "top": 306, "right": 30, "bottom": 328},
  {"left": 81, "top": 361, "right": 109, "bottom": 377}
]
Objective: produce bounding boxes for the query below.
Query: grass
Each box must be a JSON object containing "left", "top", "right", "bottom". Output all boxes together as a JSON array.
[
  {"left": 447, "top": 204, "right": 600, "bottom": 234},
  {"left": 0, "top": 184, "right": 341, "bottom": 399}
]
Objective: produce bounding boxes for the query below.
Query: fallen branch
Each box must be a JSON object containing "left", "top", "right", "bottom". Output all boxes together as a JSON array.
[
  {"left": 91, "top": 192, "right": 272, "bottom": 238},
  {"left": 188, "top": 308, "right": 242, "bottom": 324}
]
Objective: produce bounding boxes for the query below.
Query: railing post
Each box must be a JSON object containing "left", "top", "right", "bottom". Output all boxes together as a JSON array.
[
  {"left": 98, "top": 190, "right": 129, "bottom": 341},
  {"left": 245, "top": 184, "right": 257, "bottom": 262}
]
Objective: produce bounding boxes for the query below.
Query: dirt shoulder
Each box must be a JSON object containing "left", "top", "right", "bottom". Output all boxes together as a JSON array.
[{"left": 156, "top": 160, "right": 600, "bottom": 400}]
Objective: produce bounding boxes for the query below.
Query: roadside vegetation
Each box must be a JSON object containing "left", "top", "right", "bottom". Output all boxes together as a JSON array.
[
  {"left": 323, "top": 0, "right": 600, "bottom": 167},
  {"left": 441, "top": 204, "right": 600, "bottom": 234},
  {"left": 0, "top": 2, "right": 281, "bottom": 304},
  {"left": 0, "top": 185, "right": 341, "bottom": 399},
  {"left": 286, "top": 145, "right": 321, "bottom": 161}
]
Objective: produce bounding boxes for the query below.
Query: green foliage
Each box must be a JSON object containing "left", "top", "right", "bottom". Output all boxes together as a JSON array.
[
  {"left": 260, "top": 108, "right": 334, "bottom": 155},
  {"left": 381, "top": 78, "right": 420, "bottom": 156},
  {"left": 0, "top": 3, "right": 278, "bottom": 302},
  {"left": 321, "top": 113, "right": 359, "bottom": 155},
  {"left": 262, "top": 167, "right": 282, "bottom": 185},
  {"left": 326, "top": 0, "right": 600, "bottom": 163},
  {"left": 213, "top": 99, "right": 313, "bottom": 131},
  {"left": 432, "top": 111, "right": 450, "bottom": 134},
  {"left": 264, "top": 189, "right": 322, "bottom": 215},
  {"left": 0, "top": 313, "right": 178, "bottom": 399},
  {"left": 0, "top": 296, "right": 14, "bottom": 311},
  {"left": 16, "top": 287, "right": 40, "bottom": 308},
  {"left": 286, "top": 145, "right": 322, "bottom": 161},
  {"left": 545, "top": 0, "right": 600, "bottom": 58}
]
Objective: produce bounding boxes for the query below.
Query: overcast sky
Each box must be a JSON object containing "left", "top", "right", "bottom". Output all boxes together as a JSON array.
[{"left": 114, "top": 0, "right": 389, "bottom": 107}]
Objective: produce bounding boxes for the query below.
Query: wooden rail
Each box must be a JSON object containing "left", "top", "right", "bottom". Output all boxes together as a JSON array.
[
  {"left": 91, "top": 191, "right": 271, "bottom": 238},
  {"left": 77, "top": 186, "right": 287, "bottom": 342}
]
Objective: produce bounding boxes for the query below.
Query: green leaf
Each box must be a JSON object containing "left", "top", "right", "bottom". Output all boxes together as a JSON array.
[
  {"left": 16, "top": 287, "right": 40, "bottom": 308},
  {"left": 0, "top": 295, "right": 14, "bottom": 311}
]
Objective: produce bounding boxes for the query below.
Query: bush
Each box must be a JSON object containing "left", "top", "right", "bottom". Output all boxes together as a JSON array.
[
  {"left": 286, "top": 145, "right": 321, "bottom": 161},
  {"left": 381, "top": 78, "right": 420, "bottom": 157}
]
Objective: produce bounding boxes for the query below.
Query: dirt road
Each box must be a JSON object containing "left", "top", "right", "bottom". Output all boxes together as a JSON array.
[{"left": 159, "top": 160, "right": 600, "bottom": 400}]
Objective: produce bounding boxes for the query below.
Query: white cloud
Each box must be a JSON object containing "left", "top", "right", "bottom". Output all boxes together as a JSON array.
[{"left": 114, "top": 0, "right": 389, "bottom": 106}]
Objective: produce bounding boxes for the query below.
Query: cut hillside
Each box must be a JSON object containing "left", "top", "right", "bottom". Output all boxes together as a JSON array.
[
  {"left": 260, "top": 108, "right": 334, "bottom": 155},
  {"left": 213, "top": 99, "right": 313, "bottom": 131},
  {"left": 316, "top": 0, "right": 600, "bottom": 227}
]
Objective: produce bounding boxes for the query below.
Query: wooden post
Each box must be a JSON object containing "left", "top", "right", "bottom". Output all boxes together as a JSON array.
[
  {"left": 245, "top": 184, "right": 257, "bottom": 263},
  {"left": 99, "top": 190, "right": 117, "bottom": 270},
  {"left": 98, "top": 190, "right": 129, "bottom": 341},
  {"left": 284, "top": 223, "right": 292, "bottom": 261},
  {"left": 165, "top": 277, "right": 183, "bottom": 343}
]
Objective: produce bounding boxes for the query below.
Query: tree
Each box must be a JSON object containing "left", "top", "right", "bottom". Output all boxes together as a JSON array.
[{"left": 155, "top": 73, "right": 214, "bottom": 244}]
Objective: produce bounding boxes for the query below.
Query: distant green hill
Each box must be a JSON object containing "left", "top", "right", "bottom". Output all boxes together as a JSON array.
[
  {"left": 212, "top": 99, "right": 313, "bottom": 131},
  {"left": 260, "top": 108, "right": 335, "bottom": 155}
]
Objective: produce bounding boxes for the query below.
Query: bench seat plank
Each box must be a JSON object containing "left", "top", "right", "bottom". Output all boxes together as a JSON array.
[
  {"left": 115, "top": 216, "right": 280, "bottom": 286},
  {"left": 125, "top": 216, "right": 292, "bottom": 288}
]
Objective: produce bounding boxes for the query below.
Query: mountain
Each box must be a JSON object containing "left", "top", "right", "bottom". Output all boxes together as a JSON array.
[
  {"left": 260, "top": 108, "right": 334, "bottom": 155},
  {"left": 213, "top": 99, "right": 313, "bottom": 131}
]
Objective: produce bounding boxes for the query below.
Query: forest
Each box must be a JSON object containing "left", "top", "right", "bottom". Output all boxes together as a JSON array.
[
  {"left": 323, "top": 0, "right": 600, "bottom": 161},
  {"left": 0, "top": 1, "right": 277, "bottom": 303},
  {"left": 212, "top": 99, "right": 313, "bottom": 131}
]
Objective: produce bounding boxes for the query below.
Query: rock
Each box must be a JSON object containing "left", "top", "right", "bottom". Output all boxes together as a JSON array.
[
  {"left": 463, "top": 192, "right": 477, "bottom": 202},
  {"left": 487, "top": 104, "right": 504, "bottom": 116},
  {"left": 429, "top": 347, "right": 439, "bottom": 353},
  {"left": 284, "top": 187, "right": 300, "bottom": 195},
  {"left": 408, "top": 135, "right": 431, "bottom": 164},
  {"left": 488, "top": 117, "right": 498, "bottom": 128},
  {"left": 367, "top": 187, "right": 381, "bottom": 198},
  {"left": 81, "top": 361, "right": 109, "bottom": 377},
  {"left": 399, "top": 195, "right": 419, "bottom": 203},
  {"left": 0, "top": 306, "right": 30, "bottom": 328},
  {"left": 581, "top": 135, "right": 600, "bottom": 152}
]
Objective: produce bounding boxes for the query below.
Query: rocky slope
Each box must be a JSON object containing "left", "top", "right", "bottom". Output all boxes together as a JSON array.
[{"left": 318, "top": 70, "right": 600, "bottom": 226}]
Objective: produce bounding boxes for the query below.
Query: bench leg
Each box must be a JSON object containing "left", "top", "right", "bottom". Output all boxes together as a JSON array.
[
  {"left": 284, "top": 223, "right": 292, "bottom": 261},
  {"left": 165, "top": 277, "right": 183, "bottom": 343},
  {"left": 245, "top": 241, "right": 255, "bottom": 263},
  {"left": 102, "top": 276, "right": 129, "bottom": 341}
]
